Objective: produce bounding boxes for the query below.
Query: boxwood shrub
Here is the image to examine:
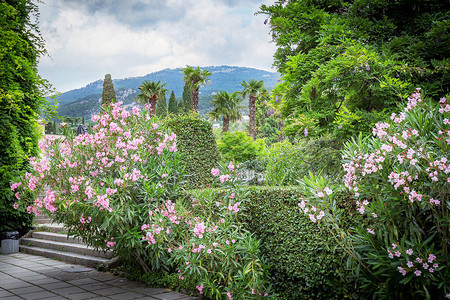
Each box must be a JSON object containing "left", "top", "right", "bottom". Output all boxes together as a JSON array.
[
  {"left": 184, "top": 186, "right": 359, "bottom": 299},
  {"left": 166, "top": 114, "right": 220, "bottom": 189}
]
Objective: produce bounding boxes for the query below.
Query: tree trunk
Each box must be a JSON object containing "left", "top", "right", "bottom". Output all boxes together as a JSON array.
[
  {"left": 149, "top": 95, "right": 158, "bottom": 116},
  {"left": 249, "top": 95, "right": 256, "bottom": 140},
  {"left": 191, "top": 87, "right": 199, "bottom": 113},
  {"left": 222, "top": 115, "right": 230, "bottom": 132}
]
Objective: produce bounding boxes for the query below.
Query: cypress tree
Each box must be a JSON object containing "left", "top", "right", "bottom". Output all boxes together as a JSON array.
[
  {"left": 182, "top": 84, "right": 192, "bottom": 113},
  {"left": 168, "top": 91, "right": 178, "bottom": 114},
  {"left": 101, "top": 74, "right": 117, "bottom": 106},
  {"left": 81, "top": 115, "right": 85, "bottom": 125},
  {"left": 155, "top": 93, "right": 168, "bottom": 118}
]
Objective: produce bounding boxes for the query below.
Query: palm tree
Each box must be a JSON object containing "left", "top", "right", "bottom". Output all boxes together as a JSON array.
[
  {"left": 135, "top": 80, "right": 167, "bottom": 116},
  {"left": 209, "top": 91, "right": 243, "bottom": 132},
  {"left": 241, "top": 79, "right": 265, "bottom": 140},
  {"left": 181, "top": 66, "right": 211, "bottom": 113}
]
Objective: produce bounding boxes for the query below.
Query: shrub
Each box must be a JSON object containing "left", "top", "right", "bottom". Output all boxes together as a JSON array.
[
  {"left": 185, "top": 186, "right": 359, "bottom": 299},
  {"left": 265, "top": 137, "right": 343, "bottom": 186},
  {"left": 217, "top": 131, "right": 266, "bottom": 163},
  {"left": 12, "top": 102, "right": 182, "bottom": 271},
  {"left": 299, "top": 89, "right": 450, "bottom": 299},
  {"left": 166, "top": 114, "right": 219, "bottom": 189}
]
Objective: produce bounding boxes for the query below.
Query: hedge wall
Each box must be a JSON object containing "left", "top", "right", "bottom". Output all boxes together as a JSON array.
[
  {"left": 185, "top": 186, "right": 359, "bottom": 299},
  {"left": 166, "top": 115, "right": 220, "bottom": 189}
]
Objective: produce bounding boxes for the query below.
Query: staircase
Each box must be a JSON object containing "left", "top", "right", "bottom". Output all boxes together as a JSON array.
[{"left": 19, "top": 214, "right": 117, "bottom": 268}]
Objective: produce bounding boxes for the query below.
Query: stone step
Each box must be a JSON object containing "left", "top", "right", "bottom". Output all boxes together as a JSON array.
[
  {"left": 32, "top": 231, "right": 84, "bottom": 245},
  {"left": 20, "top": 238, "right": 113, "bottom": 259},
  {"left": 19, "top": 245, "right": 113, "bottom": 268},
  {"left": 33, "top": 223, "right": 67, "bottom": 234}
]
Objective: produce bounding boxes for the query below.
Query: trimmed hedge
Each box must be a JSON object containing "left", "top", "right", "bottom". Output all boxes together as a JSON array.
[
  {"left": 166, "top": 115, "right": 220, "bottom": 189},
  {"left": 185, "top": 186, "right": 359, "bottom": 299}
]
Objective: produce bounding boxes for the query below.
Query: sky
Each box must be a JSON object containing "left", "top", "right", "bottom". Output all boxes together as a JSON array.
[{"left": 36, "top": 0, "right": 277, "bottom": 93}]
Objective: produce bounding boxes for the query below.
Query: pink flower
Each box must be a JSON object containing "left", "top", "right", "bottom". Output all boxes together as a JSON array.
[
  {"left": 414, "top": 270, "right": 421, "bottom": 276},
  {"left": 168, "top": 248, "right": 172, "bottom": 253},
  {"left": 219, "top": 174, "right": 230, "bottom": 183},
  {"left": 196, "top": 284, "right": 204, "bottom": 294},
  {"left": 13, "top": 203, "right": 19, "bottom": 210},
  {"left": 367, "top": 228, "right": 375, "bottom": 235},
  {"left": 407, "top": 261, "right": 414, "bottom": 268},
  {"left": 227, "top": 291, "right": 233, "bottom": 300},
  {"left": 228, "top": 161, "right": 235, "bottom": 171},
  {"left": 10, "top": 182, "right": 21, "bottom": 191},
  {"left": 406, "top": 248, "right": 413, "bottom": 255},
  {"left": 211, "top": 168, "right": 220, "bottom": 176},
  {"left": 324, "top": 187, "right": 332, "bottom": 195}
]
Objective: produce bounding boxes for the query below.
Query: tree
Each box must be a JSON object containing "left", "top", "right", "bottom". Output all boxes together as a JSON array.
[
  {"left": 241, "top": 79, "right": 265, "bottom": 140},
  {"left": 209, "top": 91, "right": 243, "bottom": 132},
  {"left": 155, "top": 92, "right": 168, "bottom": 118},
  {"left": 167, "top": 91, "right": 178, "bottom": 114},
  {"left": 181, "top": 66, "right": 211, "bottom": 113},
  {"left": 180, "top": 83, "right": 192, "bottom": 113},
  {"left": 101, "top": 74, "right": 116, "bottom": 106},
  {"left": 259, "top": 0, "right": 449, "bottom": 140},
  {"left": 135, "top": 80, "right": 167, "bottom": 116},
  {"left": 0, "top": 0, "right": 52, "bottom": 233}
]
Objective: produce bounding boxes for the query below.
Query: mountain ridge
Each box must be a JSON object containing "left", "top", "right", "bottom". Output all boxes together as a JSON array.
[{"left": 55, "top": 65, "right": 280, "bottom": 117}]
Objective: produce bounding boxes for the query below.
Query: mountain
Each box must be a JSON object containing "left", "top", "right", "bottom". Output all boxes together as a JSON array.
[{"left": 54, "top": 65, "right": 280, "bottom": 118}]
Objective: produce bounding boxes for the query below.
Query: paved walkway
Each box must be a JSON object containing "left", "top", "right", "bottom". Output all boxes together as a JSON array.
[{"left": 0, "top": 253, "right": 198, "bottom": 300}]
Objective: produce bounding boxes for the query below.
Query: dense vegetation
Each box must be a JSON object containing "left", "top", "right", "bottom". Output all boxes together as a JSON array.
[
  {"left": 0, "top": 0, "right": 52, "bottom": 233},
  {"left": 259, "top": 0, "right": 449, "bottom": 140}
]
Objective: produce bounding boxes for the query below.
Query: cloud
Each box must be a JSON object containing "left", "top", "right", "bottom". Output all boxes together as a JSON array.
[{"left": 37, "top": 0, "right": 277, "bottom": 92}]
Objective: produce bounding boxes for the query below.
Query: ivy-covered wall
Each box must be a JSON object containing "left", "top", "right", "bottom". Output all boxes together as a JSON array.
[{"left": 166, "top": 115, "right": 220, "bottom": 189}]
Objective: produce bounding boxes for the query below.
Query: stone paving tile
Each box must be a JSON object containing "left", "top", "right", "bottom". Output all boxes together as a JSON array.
[
  {"left": 53, "top": 286, "right": 86, "bottom": 296},
  {"left": 92, "top": 287, "right": 127, "bottom": 296},
  {"left": 29, "top": 277, "right": 60, "bottom": 285},
  {"left": 9, "top": 285, "right": 46, "bottom": 295},
  {"left": 0, "top": 296, "right": 23, "bottom": 300},
  {"left": 138, "top": 288, "right": 172, "bottom": 296},
  {"left": 79, "top": 282, "right": 110, "bottom": 291},
  {"left": 67, "top": 278, "right": 100, "bottom": 286},
  {"left": 42, "top": 281, "right": 73, "bottom": 289},
  {"left": 20, "top": 291, "right": 63, "bottom": 300},
  {"left": 66, "top": 291, "right": 99, "bottom": 299},
  {"left": 151, "top": 292, "right": 192, "bottom": 300},
  {"left": 109, "top": 292, "right": 148, "bottom": 300},
  {"left": 0, "top": 280, "right": 34, "bottom": 289},
  {"left": 0, "top": 288, "right": 13, "bottom": 297}
]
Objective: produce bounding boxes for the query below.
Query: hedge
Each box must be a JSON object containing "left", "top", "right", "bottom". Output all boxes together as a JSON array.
[
  {"left": 166, "top": 114, "right": 220, "bottom": 189},
  {"left": 184, "top": 186, "right": 359, "bottom": 299}
]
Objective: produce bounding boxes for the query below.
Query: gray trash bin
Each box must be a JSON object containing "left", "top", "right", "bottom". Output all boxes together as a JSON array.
[{"left": 1, "top": 231, "right": 19, "bottom": 254}]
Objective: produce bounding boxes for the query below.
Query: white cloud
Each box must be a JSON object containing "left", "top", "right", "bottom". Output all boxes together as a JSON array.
[{"left": 37, "top": 0, "right": 277, "bottom": 92}]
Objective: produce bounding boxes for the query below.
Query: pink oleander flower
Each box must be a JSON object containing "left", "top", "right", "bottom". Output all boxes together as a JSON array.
[
  {"left": 219, "top": 174, "right": 230, "bottom": 183},
  {"left": 10, "top": 182, "right": 21, "bottom": 191},
  {"left": 324, "top": 187, "right": 332, "bottom": 195},
  {"left": 367, "top": 228, "right": 375, "bottom": 235},
  {"left": 406, "top": 248, "right": 413, "bottom": 255},
  {"left": 13, "top": 203, "right": 19, "bottom": 210},
  {"left": 196, "top": 284, "right": 204, "bottom": 294},
  {"left": 211, "top": 168, "right": 220, "bottom": 176},
  {"left": 105, "top": 238, "right": 116, "bottom": 248},
  {"left": 227, "top": 291, "right": 233, "bottom": 300},
  {"left": 414, "top": 270, "right": 421, "bottom": 276},
  {"left": 228, "top": 161, "right": 234, "bottom": 171}
]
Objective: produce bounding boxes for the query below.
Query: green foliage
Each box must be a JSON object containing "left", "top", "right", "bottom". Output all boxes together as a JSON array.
[
  {"left": 155, "top": 94, "right": 168, "bottom": 118},
  {"left": 181, "top": 66, "right": 212, "bottom": 112},
  {"left": 217, "top": 131, "right": 266, "bottom": 163},
  {"left": 209, "top": 91, "right": 243, "bottom": 132},
  {"left": 265, "top": 138, "right": 343, "bottom": 186},
  {"left": 101, "top": 74, "right": 117, "bottom": 106},
  {"left": 0, "top": 0, "right": 51, "bottom": 233},
  {"left": 166, "top": 115, "right": 219, "bottom": 189},
  {"left": 260, "top": 0, "right": 449, "bottom": 140},
  {"left": 180, "top": 84, "right": 192, "bottom": 113},
  {"left": 135, "top": 80, "right": 167, "bottom": 115},
  {"left": 167, "top": 91, "right": 178, "bottom": 114},
  {"left": 196, "top": 186, "right": 358, "bottom": 299}
]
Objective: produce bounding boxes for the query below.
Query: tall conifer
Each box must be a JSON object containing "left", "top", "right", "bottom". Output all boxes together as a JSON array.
[
  {"left": 155, "top": 93, "right": 168, "bottom": 118},
  {"left": 101, "top": 74, "right": 117, "bottom": 106},
  {"left": 182, "top": 84, "right": 192, "bottom": 113},
  {"left": 168, "top": 91, "right": 178, "bottom": 114}
]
